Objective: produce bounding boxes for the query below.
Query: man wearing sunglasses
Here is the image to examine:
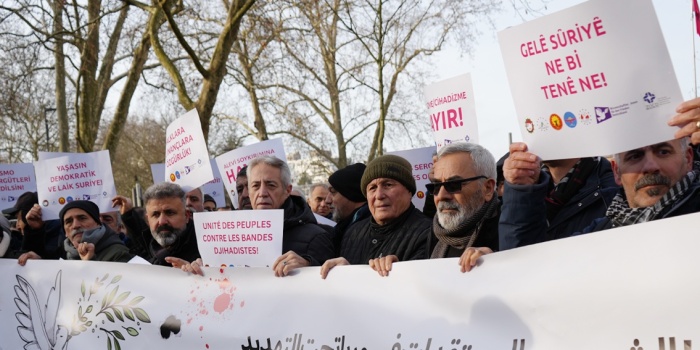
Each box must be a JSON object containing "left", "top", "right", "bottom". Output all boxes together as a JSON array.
[
  {"left": 368, "top": 142, "right": 500, "bottom": 276},
  {"left": 319, "top": 154, "right": 431, "bottom": 279}
]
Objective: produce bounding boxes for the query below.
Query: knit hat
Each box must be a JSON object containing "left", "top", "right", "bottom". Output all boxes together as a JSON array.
[
  {"left": 203, "top": 194, "right": 216, "bottom": 205},
  {"left": 329, "top": 163, "right": 367, "bottom": 203},
  {"left": 59, "top": 200, "right": 101, "bottom": 227},
  {"left": 2, "top": 192, "right": 38, "bottom": 224},
  {"left": 361, "top": 155, "right": 416, "bottom": 197}
]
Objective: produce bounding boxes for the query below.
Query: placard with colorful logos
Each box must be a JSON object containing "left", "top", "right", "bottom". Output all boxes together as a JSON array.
[
  {"left": 387, "top": 146, "right": 435, "bottom": 211},
  {"left": 424, "top": 73, "right": 479, "bottom": 148},
  {"left": 34, "top": 150, "right": 117, "bottom": 220},
  {"left": 164, "top": 109, "right": 214, "bottom": 191},
  {"left": 498, "top": 0, "right": 682, "bottom": 160},
  {"left": 0, "top": 163, "right": 36, "bottom": 211}
]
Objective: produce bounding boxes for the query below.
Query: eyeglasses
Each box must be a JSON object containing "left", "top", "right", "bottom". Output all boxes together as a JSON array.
[{"left": 425, "top": 176, "right": 487, "bottom": 195}]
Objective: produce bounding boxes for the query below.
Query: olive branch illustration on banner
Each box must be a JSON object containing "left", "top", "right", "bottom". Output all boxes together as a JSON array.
[{"left": 72, "top": 273, "right": 151, "bottom": 350}]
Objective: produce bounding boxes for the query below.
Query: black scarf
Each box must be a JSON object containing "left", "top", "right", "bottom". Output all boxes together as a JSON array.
[
  {"left": 606, "top": 170, "right": 698, "bottom": 227},
  {"left": 430, "top": 195, "right": 499, "bottom": 259},
  {"left": 544, "top": 157, "right": 598, "bottom": 222}
]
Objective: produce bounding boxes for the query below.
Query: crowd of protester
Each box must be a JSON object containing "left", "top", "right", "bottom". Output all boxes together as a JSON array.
[{"left": 2, "top": 97, "right": 700, "bottom": 279}]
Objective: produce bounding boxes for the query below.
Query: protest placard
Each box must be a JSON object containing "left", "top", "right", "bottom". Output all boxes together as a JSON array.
[
  {"left": 0, "top": 163, "right": 36, "bottom": 211},
  {"left": 165, "top": 109, "right": 213, "bottom": 191},
  {"left": 388, "top": 146, "right": 435, "bottom": 211},
  {"left": 424, "top": 73, "right": 479, "bottom": 148},
  {"left": 215, "top": 139, "right": 287, "bottom": 209},
  {"left": 193, "top": 209, "right": 283, "bottom": 266},
  {"left": 498, "top": 0, "right": 682, "bottom": 160},
  {"left": 151, "top": 160, "right": 225, "bottom": 208},
  {"left": 314, "top": 213, "right": 336, "bottom": 227},
  {"left": 34, "top": 150, "right": 117, "bottom": 220}
]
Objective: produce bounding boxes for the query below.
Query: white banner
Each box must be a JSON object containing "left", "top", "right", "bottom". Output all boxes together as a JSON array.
[
  {"left": 165, "top": 109, "right": 213, "bottom": 192},
  {"left": 2, "top": 212, "right": 700, "bottom": 349},
  {"left": 215, "top": 139, "right": 287, "bottom": 209},
  {"left": 152, "top": 160, "right": 225, "bottom": 208},
  {"left": 424, "top": 73, "right": 479, "bottom": 148},
  {"left": 388, "top": 146, "right": 435, "bottom": 211},
  {"left": 34, "top": 150, "right": 117, "bottom": 220},
  {"left": 193, "top": 210, "right": 283, "bottom": 267},
  {"left": 498, "top": 0, "right": 682, "bottom": 160},
  {"left": 0, "top": 163, "right": 36, "bottom": 211}
]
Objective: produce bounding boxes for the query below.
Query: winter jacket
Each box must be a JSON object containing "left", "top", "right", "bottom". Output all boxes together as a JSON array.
[
  {"left": 280, "top": 195, "right": 335, "bottom": 266},
  {"left": 576, "top": 182, "right": 700, "bottom": 234},
  {"left": 340, "top": 205, "right": 431, "bottom": 264},
  {"left": 499, "top": 158, "right": 618, "bottom": 250},
  {"left": 332, "top": 204, "right": 370, "bottom": 256},
  {"left": 64, "top": 225, "right": 134, "bottom": 262}
]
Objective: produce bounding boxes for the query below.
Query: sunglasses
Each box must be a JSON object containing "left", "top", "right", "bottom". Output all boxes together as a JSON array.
[{"left": 425, "top": 176, "right": 487, "bottom": 195}]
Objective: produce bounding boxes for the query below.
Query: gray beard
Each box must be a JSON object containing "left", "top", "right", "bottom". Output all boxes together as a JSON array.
[
  {"left": 436, "top": 190, "right": 484, "bottom": 231},
  {"left": 151, "top": 226, "right": 186, "bottom": 248}
]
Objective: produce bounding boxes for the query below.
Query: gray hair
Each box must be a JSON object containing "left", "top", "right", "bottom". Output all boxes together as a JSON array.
[
  {"left": 248, "top": 155, "right": 292, "bottom": 187},
  {"left": 308, "top": 183, "right": 328, "bottom": 196},
  {"left": 143, "top": 182, "right": 186, "bottom": 206},
  {"left": 291, "top": 186, "right": 306, "bottom": 201},
  {"left": 437, "top": 142, "right": 497, "bottom": 180},
  {"left": 613, "top": 137, "right": 690, "bottom": 164}
]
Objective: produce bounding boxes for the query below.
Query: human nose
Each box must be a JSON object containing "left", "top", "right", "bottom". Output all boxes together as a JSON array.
[
  {"left": 157, "top": 215, "right": 169, "bottom": 226},
  {"left": 640, "top": 153, "right": 661, "bottom": 174},
  {"left": 324, "top": 193, "right": 333, "bottom": 206},
  {"left": 434, "top": 183, "right": 453, "bottom": 200},
  {"left": 241, "top": 185, "right": 249, "bottom": 199}
]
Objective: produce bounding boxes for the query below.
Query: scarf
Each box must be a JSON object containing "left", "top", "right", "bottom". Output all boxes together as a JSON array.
[
  {"left": 431, "top": 194, "right": 499, "bottom": 259},
  {"left": 64, "top": 225, "right": 108, "bottom": 260},
  {"left": 606, "top": 170, "right": 698, "bottom": 227},
  {"left": 544, "top": 157, "right": 598, "bottom": 222}
]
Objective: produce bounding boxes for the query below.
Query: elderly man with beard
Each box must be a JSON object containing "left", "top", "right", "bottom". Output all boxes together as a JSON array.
[
  {"left": 319, "top": 155, "right": 431, "bottom": 279},
  {"left": 115, "top": 182, "right": 200, "bottom": 265},
  {"left": 368, "top": 142, "right": 500, "bottom": 276},
  {"left": 17, "top": 201, "right": 133, "bottom": 264}
]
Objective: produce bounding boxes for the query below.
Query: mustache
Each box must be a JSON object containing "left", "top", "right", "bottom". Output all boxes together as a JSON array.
[
  {"left": 156, "top": 224, "right": 176, "bottom": 233},
  {"left": 70, "top": 228, "right": 85, "bottom": 239},
  {"left": 634, "top": 173, "right": 671, "bottom": 191},
  {"left": 437, "top": 201, "right": 460, "bottom": 211}
]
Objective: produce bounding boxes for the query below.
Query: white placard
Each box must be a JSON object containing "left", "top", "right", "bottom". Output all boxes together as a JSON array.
[
  {"left": 193, "top": 209, "right": 284, "bottom": 267},
  {"left": 424, "top": 73, "right": 479, "bottom": 148},
  {"left": 314, "top": 213, "right": 336, "bottom": 227},
  {"left": 498, "top": 0, "right": 682, "bottom": 160},
  {"left": 2, "top": 212, "right": 700, "bottom": 349},
  {"left": 388, "top": 146, "right": 435, "bottom": 211},
  {"left": 34, "top": 150, "right": 117, "bottom": 220},
  {"left": 150, "top": 163, "right": 165, "bottom": 184},
  {"left": 215, "top": 139, "right": 287, "bottom": 209},
  {"left": 0, "top": 163, "right": 36, "bottom": 211},
  {"left": 38, "top": 151, "right": 73, "bottom": 160},
  {"left": 165, "top": 109, "right": 213, "bottom": 191},
  {"left": 151, "top": 160, "right": 225, "bottom": 208},
  {"left": 202, "top": 159, "right": 226, "bottom": 208}
]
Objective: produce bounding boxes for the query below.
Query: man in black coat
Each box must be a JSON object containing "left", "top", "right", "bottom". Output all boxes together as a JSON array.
[
  {"left": 115, "top": 182, "right": 200, "bottom": 266},
  {"left": 320, "top": 154, "right": 431, "bottom": 279}
]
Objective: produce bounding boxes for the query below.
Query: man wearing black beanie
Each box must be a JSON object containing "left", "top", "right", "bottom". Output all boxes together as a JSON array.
[
  {"left": 326, "top": 163, "right": 371, "bottom": 255},
  {"left": 18, "top": 200, "right": 134, "bottom": 264}
]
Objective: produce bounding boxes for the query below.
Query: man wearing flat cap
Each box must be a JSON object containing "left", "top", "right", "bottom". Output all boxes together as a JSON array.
[
  {"left": 320, "top": 154, "right": 431, "bottom": 278},
  {"left": 18, "top": 200, "right": 134, "bottom": 264}
]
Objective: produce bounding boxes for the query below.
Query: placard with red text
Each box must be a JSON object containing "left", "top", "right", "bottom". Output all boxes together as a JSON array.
[
  {"left": 34, "top": 150, "right": 117, "bottom": 220},
  {"left": 388, "top": 146, "right": 435, "bottom": 211},
  {"left": 424, "top": 74, "right": 479, "bottom": 149},
  {"left": 193, "top": 210, "right": 284, "bottom": 267},
  {"left": 498, "top": 0, "right": 682, "bottom": 160},
  {"left": 215, "top": 139, "right": 287, "bottom": 209},
  {"left": 164, "top": 109, "right": 214, "bottom": 191}
]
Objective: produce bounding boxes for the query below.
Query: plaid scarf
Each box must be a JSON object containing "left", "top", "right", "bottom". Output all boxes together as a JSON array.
[
  {"left": 544, "top": 157, "right": 598, "bottom": 222},
  {"left": 606, "top": 170, "right": 698, "bottom": 227}
]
